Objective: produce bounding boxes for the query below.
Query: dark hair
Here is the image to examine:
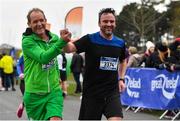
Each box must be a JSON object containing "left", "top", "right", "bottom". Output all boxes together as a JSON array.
[
  {"left": 155, "top": 41, "right": 168, "bottom": 52},
  {"left": 98, "top": 8, "right": 116, "bottom": 23},
  {"left": 27, "top": 8, "right": 46, "bottom": 23}
]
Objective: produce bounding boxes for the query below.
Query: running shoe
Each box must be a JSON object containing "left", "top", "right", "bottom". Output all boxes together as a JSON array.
[{"left": 16, "top": 103, "right": 24, "bottom": 118}]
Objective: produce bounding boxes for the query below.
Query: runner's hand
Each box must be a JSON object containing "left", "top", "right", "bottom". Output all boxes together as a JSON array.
[
  {"left": 19, "top": 73, "right": 24, "bottom": 80},
  {"left": 119, "top": 81, "right": 126, "bottom": 93},
  {"left": 60, "top": 29, "right": 71, "bottom": 42}
]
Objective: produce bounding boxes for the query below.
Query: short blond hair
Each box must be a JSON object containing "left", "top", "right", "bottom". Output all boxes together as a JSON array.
[{"left": 128, "top": 46, "right": 137, "bottom": 54}]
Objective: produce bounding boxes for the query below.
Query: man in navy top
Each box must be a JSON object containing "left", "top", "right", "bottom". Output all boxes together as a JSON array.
[
  {"left": 16, "top": 55, "right": 25, "bottom": 118},
  {"left": 62, "top": 8, "right": 127, "bottom": 120}
]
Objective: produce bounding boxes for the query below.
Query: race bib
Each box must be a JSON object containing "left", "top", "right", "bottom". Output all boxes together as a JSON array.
[
  {"left": 42, "top": 59, "right": 55, "bottom": 70},
  {"left": 99, "top": 57, "right": 119, "bottom": 71}
]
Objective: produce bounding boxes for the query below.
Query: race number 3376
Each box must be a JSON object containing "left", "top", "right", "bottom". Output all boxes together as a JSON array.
[{"left": 100, "top": 57, "right": 119, "bottom": 71}]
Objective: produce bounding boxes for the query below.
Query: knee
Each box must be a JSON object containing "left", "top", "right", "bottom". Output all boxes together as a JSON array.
[
  {"left": 108, "top": 117, "right": 122, "bottom": 121},
  {"left": 50, "top": 116, "right": 62, "bottom": 121}
]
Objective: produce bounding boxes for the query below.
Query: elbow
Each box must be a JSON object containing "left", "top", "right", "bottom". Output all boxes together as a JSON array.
[
  {"left": 63, "top": 48, "right": 71, "bottom": 53},
  {"left": 63, "top": 42, "right": 76, "bottom": 53}
]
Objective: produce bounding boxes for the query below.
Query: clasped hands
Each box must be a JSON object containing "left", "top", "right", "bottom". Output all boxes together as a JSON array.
[{"left": 60, "top": 29, "right": 72, "bottom": 43}]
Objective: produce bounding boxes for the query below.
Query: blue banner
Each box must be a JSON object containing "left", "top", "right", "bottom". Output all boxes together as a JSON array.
[{"left": 121, "top": 68, "right": 180, "bottom": 110}]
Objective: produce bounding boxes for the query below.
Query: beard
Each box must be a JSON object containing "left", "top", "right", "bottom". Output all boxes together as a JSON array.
[
  {"left": 105, "top": 30, "right": 112, "bottom": 36},
  {"left": 101, "top": 28, "right": 113, "bottom": 37}
]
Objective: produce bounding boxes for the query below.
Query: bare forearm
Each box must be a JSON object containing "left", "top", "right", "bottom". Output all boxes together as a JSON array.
[
  {"left": 63, "top": 42, "right": 77, "bottom": 53},
  {"left": 119, "top": 59, "right": 127, "bottom": 79}
]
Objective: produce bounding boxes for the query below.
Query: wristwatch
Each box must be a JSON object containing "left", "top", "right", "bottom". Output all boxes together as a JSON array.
[{"left": 119, "top": 78, "right": 125, "bottom": 83}]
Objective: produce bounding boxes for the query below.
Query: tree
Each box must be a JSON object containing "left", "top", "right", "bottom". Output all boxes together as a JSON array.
[
  {"left": 167, "top": 1, "right": 180, "bottom": 37},
  {"left": 114, "top": 0, "right": 166, "bottom": 49}
]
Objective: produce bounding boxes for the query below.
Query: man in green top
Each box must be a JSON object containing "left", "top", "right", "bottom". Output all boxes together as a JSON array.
[{"left": 22, "top": 8, "right": 71, "bottom": 120}]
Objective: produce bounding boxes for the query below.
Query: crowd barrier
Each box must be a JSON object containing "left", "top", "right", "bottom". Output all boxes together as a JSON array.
[{"left": 121, "top": 68, "right": 180, "bottom": 120}]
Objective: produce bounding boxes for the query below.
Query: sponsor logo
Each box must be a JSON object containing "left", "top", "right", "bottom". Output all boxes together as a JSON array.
[
  {"left": 42, "top": 59, "right": 55, "bottom": 70},
  {"left": 125, "top": 75, "right": 141, "bottom": 98},
  {"left": 151, "top": 74, "right": 179, "bottom": 99}
]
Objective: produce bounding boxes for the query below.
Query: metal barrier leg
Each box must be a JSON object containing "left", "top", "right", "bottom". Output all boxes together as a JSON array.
[
  {"left": 134, "top": 107, "right": 141, "bottom": 113},
  {"left": 171, "top": 110, "right": 180, "bottom": 121},
  {"left": 125, "top": 106, "right": 131, "bottom": 111},
  {"left": 159, "top": 110, "right": 168, "bottom": 119}
]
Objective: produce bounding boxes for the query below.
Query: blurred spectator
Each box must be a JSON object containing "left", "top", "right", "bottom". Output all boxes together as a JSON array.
[
  {"left": 127, "top": 46, "right": 144, "bottom": 67},
  {"left": 146, "top": 40, "right": 170, "bottom": 69},
  {"left": 57, "top": 52, "right": 68, "bottom": 98},
  {"left": 143, "top": 41, "right": 155, "bottom": 67},
  {"left": 70, "top": 52, "right": 84, "bottom": 93},
  {"left": 1, "top": 52, "right": 15, "bottom": 91},
  {"left": 9, "top": 47, "right": 16, "bottom": 60},
  {"left": 16, "top": 55, "right": 25, "bottom": 94},
  {"left": 0, "top": 54, "right": 5, "bottom": 91},
  {"left": 16, "top": 54, "right": 25, "bottom": 118},
  {"left": 166, "top": 37, "right": 180, "bottom": 71}
]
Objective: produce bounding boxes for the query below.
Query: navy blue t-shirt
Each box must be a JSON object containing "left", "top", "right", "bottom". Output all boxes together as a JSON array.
[{"left": 74, "top": 32, "right": 126, "bottom": 98}]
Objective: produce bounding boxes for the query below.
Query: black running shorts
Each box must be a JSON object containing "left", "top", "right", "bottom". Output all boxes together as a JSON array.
[
  {"left": 78, "top": 94, "right": 123, "bottom": 120},
  {"left": 59, "top": 70, "right": 67, "bottom": 81}
]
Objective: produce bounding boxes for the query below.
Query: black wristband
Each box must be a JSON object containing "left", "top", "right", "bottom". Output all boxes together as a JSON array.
[{"left": 119, "top": 78, "right": 125, "bottom": 83}]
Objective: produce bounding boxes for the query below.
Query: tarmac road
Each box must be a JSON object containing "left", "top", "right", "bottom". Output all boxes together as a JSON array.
[{"left": 0, "top": 86, "right": 172, "bottom": 120}]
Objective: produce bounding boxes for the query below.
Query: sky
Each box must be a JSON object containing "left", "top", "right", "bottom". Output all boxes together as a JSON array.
[
  {"left": 124, "top": 0, "right": 171, "bottom": 13},
  {"left": 0, "top": 0, "right": 172, "bottom": 49}
]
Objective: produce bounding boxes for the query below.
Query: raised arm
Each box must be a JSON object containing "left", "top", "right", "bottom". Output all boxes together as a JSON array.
[
  {"left": 60, "top": 29, "right": 77, "bottom": 53},
  {"left": 63, "top": 42, "right": 77, "bottom": 53}
]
